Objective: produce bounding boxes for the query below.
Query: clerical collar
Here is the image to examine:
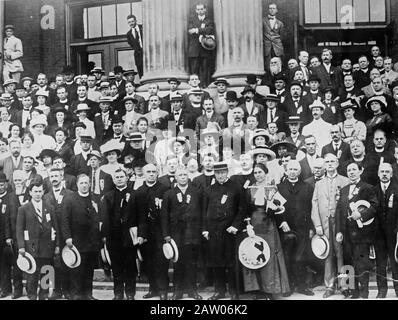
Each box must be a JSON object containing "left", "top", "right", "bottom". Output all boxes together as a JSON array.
[
  {"left": 375, "top": 147, "right": 384, "bottom": 153},
  {"left": 242, "top": 168, "right": 253, "bottom": 175},
  {"left": 116, "top": 186, "right": 127, "bottom": 192},
  {"left": 66, "top": 81, "right": 73, "bottom": 85},
  {"left": 310, "top": 90, "right": 319, "bottom": 94},
  {"left": 146, "top": 181, "right": 156, "bottom": 187},
  {"left": 192, "top": 103, "right": 201, "bottom": 108},
  {"left": 346, "top": 86, "right": 354, "bottom": 92},
  {"left": 78, "top": 191, "right": 90, "bottom": 197},
  {"left": 204, "top": 170, "right": 214, "bottom": 176},
  {"left": 288, "top": 178, "right": 298, "bottom": 184},
  {"left": 59, "top": 99, "right": 68, "bottom": 104},
  {"left": 78, "top": 97, "right": 86, "bottom": 101},
  {"left": 218, "top": 178, "right": 229, "bottom": 185}
]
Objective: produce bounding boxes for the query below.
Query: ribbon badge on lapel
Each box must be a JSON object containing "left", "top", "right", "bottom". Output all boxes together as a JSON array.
[
  {"left": 92, "top": 201, "right": 98, "bottom": 213},
  {"left": 1, "top": 204, "right": 6, "bottom": 214},
  {"left": 243, "top": 180, "right": 250, "bottom": 189},
  {"left": 0, "top": 198, "right": 2, "bottom": 204},
  {"left": 186, "top": 195, "right": 191, "bottom": 204},
  {"left": 389, "top": 194, "right": 394, "bottom": 209},
  {"left": 155, "top": 197, "right": 163, "bottom": 209},
  {"left": 211, "top": 178, "right": 215, "bottom": 185},
  {"left": 177, "top": 193, "right": 183, "bottom": 203},
  {"left": 221, "top": 195, "right": 228, "bottom": 205},
  {"left": 126, "top": 193, "right": 130, "bottom": 202},
  {"left": 100, "top": 179, "right": 105, "bottom": 191}
]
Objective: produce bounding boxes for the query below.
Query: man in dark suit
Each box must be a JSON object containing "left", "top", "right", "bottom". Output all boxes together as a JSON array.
[
  {"left": 43, "top": 168, "right": 74, "bottom": 300},
  {"left": 113, "top": 66, "right": 126, "bottom": 96},
  {"left": 188, "top": 3, "right": 215, "bottom": 87},
  {"left": 263, "top": 3, "right": 285, "bottom": 70},
  {"left": 299, "top": 135, "right": 320, "bottom": 181},
  {"left": 162, "top": 78, "right": 181, "bottom": 114},
  {"left": 165, "top": 94, "right": 196, "bottom": 134},
  {"left": 202, "top": 162, "right": 245, "bottom": 300},
  {"left": 321, "top": 125, "right": 351, "bottom": 164},
  {"left": 284, "top": 81, "right": 307, "bottom": 121},
  {"left": 94, "top": 97, "right": 114, "bottom": 144},
  {"left": 353, "top": 55, "right": 372, "bottom": 90},
  {"left": 158, "top": 155, "right": 178, "bottom": 190},
  {"left": 192, "top": 154, "right": 216, "bottom": 191},
  {"left": 62, "top": 174, "right": 101, "bottom": 300},
  {"left": 16, "top": 180, "right": 60, "bottom": 300},
  {"left": 312, "top": 49, "right": 343, "bottom": 92},
  {"left": 263, "top": 93, "right": 288, "bottom": 134},
  {"left": 195, "top": 97, "right": 225, "bottom": 138},
  {"left": 336, "top": 162, "right": 377, "bottom": 299},
  {"left": 69, "top": 133, "right": 93, "bottom": 177},
  {"left": 44, "top": 155, "right": 77, "bottom": 194},
  {"left": 101, "top": 169, "right": 137, "bottom": 300},
  {"left": 134, "top": 164, "right": 169, "bottom": 300},
  {"left": 373, "top": 163, "right": 398, "bottom": 298},
  {"left": 126, "top": 15, "right": 143, "bottom": 78},
  {"left": 237, "top": 86, "right": 266, "bottom": 127},
  {"left": 161, "top": 166, "right": 203, "bottom": 300},
  {"left": 278, "top": 159, "right": 314, "bottom": 296}
]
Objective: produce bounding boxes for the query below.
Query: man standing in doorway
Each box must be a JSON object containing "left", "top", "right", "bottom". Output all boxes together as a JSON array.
[
  {"left": 2, "top": 25, "right": 24, "bottom": 83},
  {"left": 126, "top": 14, "right": 143, "bottom": 79},
  {"left": 263, "top": 3, "right": 284, "bottom": 71}
]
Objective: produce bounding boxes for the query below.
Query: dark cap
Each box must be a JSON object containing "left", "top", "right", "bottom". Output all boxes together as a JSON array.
[
  {"left": 246, "top": 74, "right": 257, "bottom": 85},
  {"left": 226, "top": 91, "right": 238, "bottom": 102}
]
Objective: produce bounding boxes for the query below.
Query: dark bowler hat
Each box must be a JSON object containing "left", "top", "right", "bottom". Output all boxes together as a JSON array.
[
  {"left": 241, "top": 86, "right": 256, "bottom": 95},
  {"left": 272, "top": 74, "right": 287, "bottom": 83},
  {"left": 53, "top": 106, "right": 68, "bottom": 114},
  {"left": 289, "top": 80, "right": 303, "bottom": 89},
  {"left": 167, "top": 77, "right": 181, "bottom": 85},
  {"left": 0, "top": 173, "right": 8, "bottom": 183},
  {"left": 308, "top": 74, "right": 321, "bottom": 83},
  {"left": 111, "top": 115, "right": 124, "bottom": 125},
  {"left": 246, "top": 74, "right": 257, "bottom": 85},
  {"left": 226, "top": 91, "right": 238, "bottom": 102},
  {"left": 63, "top": 65, "right": 75, "bottom": 75},
  {"left": 16, "top": 83, "right": 25, "bottom": 90},
  {"left": 114, "top": 66, "right": 124, "bottom": 74}
]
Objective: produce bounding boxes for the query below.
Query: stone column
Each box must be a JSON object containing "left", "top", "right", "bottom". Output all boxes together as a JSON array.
[
  {"left": 139, "top": 0, "right": 190, "bottom": 91},
  {"left": 0, "top": 0, "right": 4, "bottom": 85},
  {"left": 212, "top": 0, "right": 265, "bottom": 86}
]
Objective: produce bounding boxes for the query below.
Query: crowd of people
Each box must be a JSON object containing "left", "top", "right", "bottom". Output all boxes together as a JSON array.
[{"left": 1, "top": 15, "right": 398, "bottom": 300}]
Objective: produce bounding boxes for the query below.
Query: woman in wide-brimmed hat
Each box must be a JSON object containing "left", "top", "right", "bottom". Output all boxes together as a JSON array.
[
  {"left": 365, "top": 95, "right": 393, "bottom": 139},
  {"left": 337, "top": 99, "right": 367, "bottom": 144},
  {"left": 242, "top": 162, "right": 290, "bottom": 299}
]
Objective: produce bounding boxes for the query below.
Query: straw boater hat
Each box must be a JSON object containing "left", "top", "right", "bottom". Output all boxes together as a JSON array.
[
  {"left": 213, "top": 78, "right": 230, "bottom": 86},
  {"left": 311, "top": 235, "right": 330, "bottom": 260},
  {"left": 87, "top": 150, "right": 102, "bottom": 161},
  {"left": 264, "top": 94, "right": 280, "bottom": 102},
  {"left": 126, "top": 132, "right": 145, "bottom": 142},
  {"left": 213, "top": 161, "right": 229, "bottom": 171},
  {"left": 0, "top": 93, "right": 12, "bottom": 101},
  {"left": 123, "top": 96, "right": 138, "bottom": 104},
  {"left": 35, "top": 89, "right": 49, "bottom": 98},
  {"left": 309, "top": 100, "right": 326, "bottom": 111},
  {"left": 162, "top": 239, "right": 179, "bottom": 263},
  {"left": 251, "top": 147, "right": 276, "bottom": 161},
  {"left": 62, "top": 245, "right": 81, "bottom": 269},
  {"left": 17, "top": 252, "right": 37, "bottom": 274},
  {"left": 100, "top": 140, "right": 124, "bottom": 156},
  {"left": 285, "top": 116, "right": 303, "bottom": 124},
  {"left": 74, "top": 103, "right": 91, "bottom": 114}
]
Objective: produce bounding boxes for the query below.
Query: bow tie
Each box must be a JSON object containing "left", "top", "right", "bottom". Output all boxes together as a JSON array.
[
  {"left": 174, "top": 111, "right": 180, "bottom": 115},
  {"left": 268, "top": 15, "right": 275, "bottom": 20},
  {"left": 54, "top": 189, "right": 61, "bottom": 193},
  {"left": 114, "top": 136, "right": 121, "bottom": 139}
]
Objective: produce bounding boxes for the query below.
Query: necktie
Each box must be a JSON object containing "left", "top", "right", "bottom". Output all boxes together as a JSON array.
[
  {"left": 135, "top": 27, "right": 142, "bottom": 48},
  {"left": 294, "top": 100, "right": 299, "bottom": 108},
  {"left": 36, "top": 207, "right": 42, "bottom": 223},
  {"left": 91, "top": 169, "right": 96, "bottom": 193}
]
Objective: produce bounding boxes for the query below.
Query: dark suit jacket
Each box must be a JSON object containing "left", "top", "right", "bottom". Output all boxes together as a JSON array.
[
  {"left": 299, "top": 155, "right": 320, "bottom": 181},
  {"left": 283, "top": 96, "right": 308, "bottom": 122},
  {"left": 101, "top": 186, "right": 136, "bottom": 247},
  {"left": 188, "top": 15, "right": 215, "bottom": 58},
  {"left": 195, "top": 112, "right": 225, "bottom": 137},
  {"left": 353, "top": 69, "right": 371, "bottom": 90},
  {"left": 0, "top": 192, "right": 15, "bottom": 242},
  {"left": 373, "top": 181, "right": 398, "bottom": 238},
  {"left": 321, "top": 141, "right": 351, "bottom": 163},
  {"left": 161, "top": 185, "right": 203, "bottom": 246},
  {"left": 313, "top": 64, "right": 343, "bottom": 91},
  {"left": 62, "top": 192, "right": 101, "bottom": 253},
  {"left": 335, "top": 180, "right": 377, "bottom": 243},
  {"left": 165, "top": 109, "right": 197, "bottom": 133},
  {"left": 237, "top": 102, "right": 266, "bottom": 128},
  {"left": 263, "top": 107, "right": 288, "bottom": 133},
  {"left": 43, "top": 174, "right": 77, "bottom": 194},
  {"left": 192, "top": 174, "right": 215, "bottom": 192},
  {"left": 70, "top": 98, "right": 100, "bottom": 121},
  {"left": 158, "top": 174, "right": 177, "bottom": 190},
  {"left": 70, "top": 154, "right": 90, "bottom": 177},
  {"left": 16, "top": 200, "right": 60, "bottom": 258},
  {"left": 127, "top": 25, "right": 143, "bottom": 52}
]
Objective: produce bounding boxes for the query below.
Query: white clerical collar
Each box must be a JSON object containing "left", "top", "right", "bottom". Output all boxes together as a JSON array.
[
  {"left": 242, "top": 168, "right": 253, "bottom": 175},
  {"left": 146, "top": 181, "right": 156, "bottom": 187},
  {"left": 204, "top": 170, "right": 214, "bottom": 176},
  {"left": 375, "top": 147, "right": 384, "bottom": 153},
  {"left": 78, "top": 192, "right": 89, "bottom": 197},
  {"left": 59, "top": 99, "right": 68, "bottom": 104},
  {"left": 116, "top": 186, "right": 127, "bottom": 192},
  {"left": 288, "top": 178, "right": 298, "bottom": 184}
]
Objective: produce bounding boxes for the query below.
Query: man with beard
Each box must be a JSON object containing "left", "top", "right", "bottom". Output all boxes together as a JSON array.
[
  {"left": 101, "top": 169, "right": 137, "bottom": 300},
  {"left": 135, "top": 164, "right": 169, "bottom": 300},
  {"left": 43, "top": 168, "right": 74, "bottom": 300}
]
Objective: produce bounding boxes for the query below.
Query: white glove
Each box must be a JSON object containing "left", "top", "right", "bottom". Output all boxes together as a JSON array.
[
  {"left": 226, "top": 226, "right": 238, "bottom": 234},
  {"left": 279, "top": 221, "right": 291, "bottom": 233},
  {"left": 202, "top": 231, "right": 209, "bottom": 240},
  {"left": 247, "top": 225, "right": 255, "bottom": 238}
]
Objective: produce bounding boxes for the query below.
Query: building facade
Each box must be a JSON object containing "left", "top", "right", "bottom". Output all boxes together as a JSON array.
[{"left": 2, "top": 0, "right": 398, "bottom": 88}]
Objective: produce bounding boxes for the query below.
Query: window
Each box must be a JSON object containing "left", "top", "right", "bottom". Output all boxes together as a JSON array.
[
  {"left": 70, "top": 1, "right": 143, "bottom": 41},
  {"left": 302, "top": 0, "right": 387, "bottom": 26}
]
